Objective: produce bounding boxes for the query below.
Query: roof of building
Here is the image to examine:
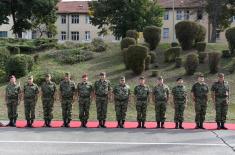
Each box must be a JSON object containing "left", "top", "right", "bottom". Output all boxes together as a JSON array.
[{"left": 157, "top": 0, "right": 203, "bottom": 9}]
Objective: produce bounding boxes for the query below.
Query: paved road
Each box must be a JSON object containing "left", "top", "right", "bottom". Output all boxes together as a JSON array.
[{"left": 0, "top": 127, "right": 234, "bottom": 155}]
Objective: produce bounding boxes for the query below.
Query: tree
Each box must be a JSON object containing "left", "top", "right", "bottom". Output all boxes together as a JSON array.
[
  {"left": 89, "top": 0, "right": 163, "bottom": 38},
  {"left": 0, "top": 0, "right": 58, "bottom": 38}
]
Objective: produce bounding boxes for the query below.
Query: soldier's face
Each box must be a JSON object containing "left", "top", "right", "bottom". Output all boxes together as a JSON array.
[
  {"left": 83, "top": 77, "right": 88, "bottom": 81},
  {"left": 100, "top": 75, "right": 105, "bottom": 80},
  {"left": 177, "top": 79, "right": 183, "bottom": 85},
  {"left": 157, "top": 79, "right": 163, "bottom": 84},
  {"left": 198, "top": 77, "right": 204, "bottom": 82},
  {"left": 28, "top": 78, "right": 33, "bottom": 84},
  {"left": 218, "top": 76, "right": 224, "bottom": 82},
  {"left": 139, "top": 79, "right": 145, "bottom": 85},
  {"left": 120, "top": 79, "right": 125, "bottom": 85},
  {"left": 46, "top": 76, "right": 51, "bottom": 81},
  {"left": 64, "top": 76, "right": 69, "bottom": 81},
  {"left": 10, "top": 77, "right": 16, "bottom": 83}
]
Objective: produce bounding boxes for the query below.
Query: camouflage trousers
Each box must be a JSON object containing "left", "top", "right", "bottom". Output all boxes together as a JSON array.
[
  {"left": 155, "top": 101, "right": 167, "bottom": 122},
  {"left": 194, "top": 98, "right": 207, "bottom": 123},
  {"left": 215, "top": 97, "right": 228, "bottom": 123},
  {"left": 114, "top": 100, "right": 128, "bottom": 121},
  {"left": 78, "top": 97, "right": 91, "bottom": 121},
  {"left": 7, "top": 99, "right": 19, "bottom": 120},
  {"left": 42, "top": 98, "right": 54, "bottom": 121},
  {"left": 174, "top": 100, "right": 185, "bottom": 123},
  {"left": 24, "top": 98, "right": 36, "bottom": 121},
  {"left": 136, "top": 100, "right": 148, "bottom": 122},
  {"left": 96, "top": 96, "right": 108, "bottom": 121},
  {"left": 61, "top": 98, "right": 73, "bottom": 121}
]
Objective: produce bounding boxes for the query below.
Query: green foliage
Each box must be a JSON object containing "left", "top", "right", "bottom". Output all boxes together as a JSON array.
[
  {"left": 145, "top": 55, "right": 151, "bottom": 70},
  {"left": 6, "top": 45, "right": 20, "bottom": 55},
  {"left": 175, "top": 57, "right": 183, "bottom": 68},
  {"left": 126, "top": 45, "right": 148, "bottom": 74},
  {"left": 33, "top": 70, "right": 64, "bottom": 86},
  {"left": 89, "top": 0, "right": 163, "bottom": 38},
  {"left": 208, "top": 52, "right": 221, "bottom": 74},
  {"left": 120, "top": 37, "right": 136, "bottom": 50},
  {"left": 122, "top": 48, "right": 130, "bottom": 69},
  {"left": 149, "top": 51, "right": 157, "bottom": 63},
  {"left": 143, "top": 26, "right": 161, "bottom": 50},
  {"left": 222, "top": 50, "right": 231, "bottom": 58},
  {"left": 198, "top": 52, "right": 208, "bottom": 64},
  {"left": 196, "top": 42, "right": 207, "bottom": 52},
  {"left": 0, "top": 47, "right": 10, "bottom": 70},
  {"left": 17, "top": 45, "right": 36, "bottom": 54},
  {"left": 126, "top": 30, "right": 139, "bottom": 41},
  {"left": 225, "top": 27, "right": 235, "bottom": 56},
  {"left": 151, "top": 70, "right": 160, "bottom": 77},
  {"left": 195, "top": 24, "right": 206, "bottom": 43},
  {"left": 91, "top": 38, "right": 107, "bottom": 52},
  {"left": 229, "top": 58, "right": 235, "bottom": 74},
  {"left": 5, "top": 54, "right": 34, "bottom": 77},
  {"left": 184, "top": 53, "right": 199, "bottom": 75},
  {"left": 0, "top": 69, "right": 7, "bottom": 83},
  {"left": 171, "top": 42, "right": 179, "bottom": 47},
  {"left": 164, "top": 47, "right": 181, "bottom": 62}
]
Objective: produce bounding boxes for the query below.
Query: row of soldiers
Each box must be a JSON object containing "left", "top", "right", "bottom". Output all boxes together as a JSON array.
[{"left": 4, "top": 72, "right": 230, "bottom": 129}]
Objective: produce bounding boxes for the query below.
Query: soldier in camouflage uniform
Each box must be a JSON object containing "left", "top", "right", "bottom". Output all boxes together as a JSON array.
[
  {"left": 94, "top": 72, "right": 112, "bottom": 128},
  {"left": 77, "top": 73, "right": 93, "bottom": 128},
  {"left": 191, "top": 73, "right": 209, "bottom": 129},
  {"left": 172, "top": 78, "right": 187, "bottom": 129},
  {"left": 60, "top": 72, "right": 76, "bottom": 127},
  {"left": 134, "top": 76, "right": 150, "bottom": 128},
  {"left": 5, "top": 75, "right": 22, "bottom": 127},
  {"left": 41, "top": 74, "right": 56, "bottom": 127},
  {"left": 23, "top": 76, "right": 39, "bottom": 127},
  {"left": 152, "top": 76, "right": 169, "bottom": 129},
  {"left": 211, "top": 73, "right": 230, "bottom": 130},
  {"left": 113, "top": 76, "right": 130, "bottom": 128}
]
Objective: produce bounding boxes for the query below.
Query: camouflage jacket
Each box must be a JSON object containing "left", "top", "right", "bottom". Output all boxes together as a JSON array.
[
  {"left": 60, "top": 80, "right": 76, "bottom": 98},
  {"left": 94, "top": 80, "right": 112, "bottom": 96},
  {"left": 41, "top": 81, "right": 56, "bottom": 98},
  {"left": 152, "top": 84, "right": 170, "bottom": 101},
  {"left": 113, "top": 84, "right": 130, "bottom": 100},
  {"left": 172, "top": 85, "right": 187, "bottom": 101},
  {"left": 77, "top": 81, "right": 93, "bottom": 98},
  {"left": 134, "top": 85, "right": 150, "bottom": 99},
  {"left": 191, "top": 82, "right": 209, "bottom": 98},
  {"left": 6, "top": 83, "right": 21, "bottom": 100},
  {"left": 24, "top": 83, "right": 39, "bottom": 99},
  {"left": 211, "top": 81, "right": 229, "bottom": 98}
]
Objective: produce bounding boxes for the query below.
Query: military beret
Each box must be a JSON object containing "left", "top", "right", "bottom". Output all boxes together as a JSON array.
[
  {"left": 218, "top": 73, "right": 224, "bottom": 78},
  {"left": 100, "top": 72, "right": 106, "bottom": 76},
  {"left": 139, "top": 76, "right": 145, "bottom": 80},
  {"left": 28, "top": 75, "right": 33, "bottom": 79},
  {"left": 120, "top": 76, "right": 125, "bottom": 80},
  {"left": 176, "top": 77, "right": 182, "bottom": 81},
  {"left": 82, "top": 73, "right": 88, "bottom": 78}
]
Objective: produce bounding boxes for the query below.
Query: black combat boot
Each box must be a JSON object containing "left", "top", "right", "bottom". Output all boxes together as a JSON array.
[
  {"left": 26, "top": 120, "right": 31, "bottom": 128},
  {"left": 43, "top": 120, "right": 47, "bottom": 127},
  {"left": 195, "top": 123, "right": 200, "bottom": 129},
  {"left": 30, "top": 120, "right": 34, "bottom": 128},
  {"left": 216, "top": 122, "right": 221, "bottom": 130},
  {"left": 179, "top": 122, "right": 184, "bottom": 129},
  {"left": 117, "top": 121, "right": 121, "bottom": 128},
  {"left": 12, "top": 119, "right": 16, "bottom": 127},
  {"left": 220, "top": 122, "right": 227, "bottom": 130},
  {"left": 156, "top": 122, "right": 160, "bottom": 128},
  {"left": 121, "top": 120, "right": 125, "bottom": 128},
  {"left": 137, "top": 121, "right": 141, "bottom": 128},
  {"left": 175, "top": 122, "right": 179, "bottom": 129},
  {"left": 47, "top": 120, "right": 51, "bottom": 127},
  {"left": 61, "top": 119, "right": 67, "bottom": 127},
  {"left": 66, "top": 119, "right": 71, "bottom": 128},
  {"left": 83, "top": 121, "right": 87, "bottom": 128},
  {"left": 97, "top": 120, "right": 102, "bottom": 128},
  {"left": 161, "top": 122, "right": 165, "bottom": 129},
  {"left": 6, "top": 119, "right": 13, "bottom": 127},
  {"left": 102, "top": 120, "right": 106, "bottom": 128},
  {"left": 200, "top": 122, "right": 205, "bottom": 129},
  {"left": 141, "top": 121, "right": 146, "bottom": 129}
]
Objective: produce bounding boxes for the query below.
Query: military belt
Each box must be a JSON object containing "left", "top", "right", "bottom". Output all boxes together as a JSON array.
[
  {"left": 96, "top": 94, "right": 108, "bottom": 97},
  {"left": 115, "top": 98, "right": 128, "bottom": 102},
  {"left": 79, "top": 96, "right": 90, "bottom": 98},
  {"left": 7, "top": 96, "right": 18, "bottom": 100},
  {"left": 137, "top": 98, "right": 147, "bottom": 101}
]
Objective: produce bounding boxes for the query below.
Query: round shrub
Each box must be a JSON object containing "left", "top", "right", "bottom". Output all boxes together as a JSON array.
[
  {"left": 175, "top": 21, "right": 198, "bottom": 50},
  {"left": 120, "top": 37, "right": 136, "bottom": 50},
  {"left": 229, "top": 58, "right": 235, "bottom": 74},
  {"left": 175, "top": 57, "right": 183, "bottom": 68},
  {"left": 34, "top": 70, "right": 64, "bottom": 86},
  {"left": 126, "top": 30, "right": 139, "bottom": 41},
  {"left": 198, "top": 52, "right": 208, "bottom": 64},
  {"left": 17, "top": 45, "right": 36, "bottom": 54},
  {"left": 126, "top": 45, "right": 148, "bottom": 74},
  {"left": 171, "top": 42, "right": 179, "bottom": 47},
  {"left": 222, "top": 50, "right": 231, "bottom": 58},
  {"left": 208, "top": 52, "right": 221, "bottom": 74},
  {"left": 145, "top": 55, "right": 151, "bottom": 70},
  {"left": 164, "top": 47, "right": 181, "bottom": 62},
  {"left": 122, "top": 48, "right": 130, "bottom": 69},
  {"left": 195, "top": 24, "right": 206, "bottom": 43},
  {"left": 0, "top": 47, "right": 10, "bottom": 70},
  {"left": 143, "top": 26, "right": 161, "bottom": 50},
  {"left": 225, "top": 27, "right": 235, "bottom": 56},
  {"left": 7, "top": 45, "right": 20, "bottom": 54},
  {"left": 149, "top": 51, "right": 157, "bottom": 63},
  {"left": 184, "top": 53, "right": 199, "bottom": 75},
  {"left": 151, "top": 70, "right": 160, "bottom": 77},
  {"left": 5, "top": 54, "right": 34, "bottom": 77},
  {"left": 91, "top": 38, "right": 107, "bottom": 52},
  {"left": 196, "top": 42, "right": 207, "bottom": 52}
]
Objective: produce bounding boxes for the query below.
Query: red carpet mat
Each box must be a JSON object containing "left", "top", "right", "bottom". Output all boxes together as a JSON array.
[{"left": 6, "top": 121, "right": 235, "bottom": 130}]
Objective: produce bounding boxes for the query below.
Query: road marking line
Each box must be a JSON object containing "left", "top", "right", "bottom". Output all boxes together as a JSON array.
[{"left": 0, "top": 141, "right": 232, "bottom": 146}]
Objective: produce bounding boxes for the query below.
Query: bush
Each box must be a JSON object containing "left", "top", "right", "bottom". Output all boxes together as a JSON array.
[
  {"left": 196, "top": 42, "right": 207, "bottom": 52},
  {"left": 91, "top": 38, "right": 107, "bottom": 52},
  {"left": 198, "top": 52, "right": 208, "bottom": 64},
  {"left": 126, "top": 45, "right": 148, "bottom": 74},
  {"left": 0, "top": 69, "right": 7, "bottom": 83},
  {"left": 7, "top": 45, "right": 20, "bottom": 54},
  {"left": 175, "top": 21, "right": 199, "bottom": 50},
  {"left": 225, "top": 27, "right": 235, "bottom": 56},
  {"left": 149, "top": 51, "right": 157, "bottom": 63},
  {"left": 17, "top": 45, "right": 36, "bottom": 54},
  {"left": 33, "top": 70, "right": 64, "bottom": 86},
  {"left": 122, "top": 48, "right": 130, "bottom": 69},
  {"left": 184, "top": 53, "right": 199, "bottom": 75},
  {"left": 195, "top": 24, "right": 206, "bottom": 43},
  {"left": 164, "top": 47, "right": 181, "bottom": 62},
  {"left": 143, "top": 26, "right": 161, "bottom": 50},
  {"left": 222, "top": 50, "right": 231, "bottom": 58},
  {"left": 126, "top": 30, "right": 139, "bottom": 41},
  {"left": 171, "top": 42, "right": 179, "bottom": 47},
  {"left": 0, "top": 47, "right": 10, "bottom": 70},
  {"left": 175, "top": 57, "right": 183, "bottom": 68},
  {"left": 120, "top": 37, "right": 136, "bottom": 50},
  {"left": 145, "top": 55, "right": 151, "bottom": 70},
  {"left": 33, "top": 38, "right": 58, "bottom": 46},
  {"left": 5, "top": 54, "right": 34, "bottom": 77},
  {"left": 229, "top": 58, "right": 235, "bottom": 74},
  {"left": 33, "top": 54, "right": 39, "bottom": 63},
  {"left": 151, "top": 70, "right": 160, "bottom": 77},
  {"left": 208, "top": 52, "right": 221, "bottom": 74}
]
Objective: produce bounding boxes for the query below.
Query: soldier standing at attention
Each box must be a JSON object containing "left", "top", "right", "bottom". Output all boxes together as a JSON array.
[
  {"left": 172, "top": 77, "right": 187, "bottom": 129},
  {"left": 191, "top": 73, "right": 209, "bottom": 129},
  {"left": 41, "top": 74, "right": 56, "bottom": 127},
  {"left": 152, "top": 76, "right": 169, "bottom": 129},
  {"left": 5, "top": 75, "right": 22, "bottom": 127},
  {"left": 94, "top": 72, "right": 112, "bottom": 128},
  {"left": 134, "top": 76, "right": 150, "bottom": 128},
  {"left": 211, "top": 73, "right": 230, "bottom": 130},
  {"left": 23, "top": 76, "right": 39, "bottom": 128},
  {"left": 77, "top": 73, "right": 93, "bottom": 128},
  {"left": 113, "top": 76, "right": 130, "bottom": 128},
  {"left": 59, "top": 72, "right": 76, "bottom": 128}
]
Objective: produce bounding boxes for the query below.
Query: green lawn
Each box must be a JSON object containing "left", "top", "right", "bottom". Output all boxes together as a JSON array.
[{"left": 0, "top": 42, "right": 235, "bottom": 123}]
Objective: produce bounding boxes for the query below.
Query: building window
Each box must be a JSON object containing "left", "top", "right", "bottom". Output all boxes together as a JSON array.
[
  {"left": 85, "top": 31, "right": 91, "bottom": 41},
  {"left": 71, "top": 15, "right": 79, "bottom": 24},
  {"left": 184, "top": 10, "right": 190, "bottom": 20},
  {"left": 163, "top": 28, "right": 169, "bottom": 39},
  {"left": 0, "top": 31, "right": 8, "bottom": 38},
  {"left": 61, "top": 31, "right": 67, "bottom": 40},
  {"left": 85, "top": 16, "right": 91, "bottom": 24},
  {"left": 61, "top": 15, "right": 66, "bottom": 24},
  {"left": 71, "top": 31, "right": 79, "bottom": 40},
  {"left": 164, "top": 11, "right": 169, "bottom": 20},
  {"left": 216, "top": 30, "right": 220, "bottom": 39},
  {"left": 176, "top": 10, "right": 183, "bottom": 20}
]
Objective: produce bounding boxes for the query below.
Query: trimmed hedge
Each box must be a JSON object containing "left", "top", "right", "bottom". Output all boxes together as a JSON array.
[
  {"left": 195, "top": 24, "right": 206, "bottom": 43},
  {"left": 145, "top": 55, "right": 151, "bottom": 70},
  {"left": 225, "top": 27, "right": 235, "bottom": 56},
  {"left": 222, "top": 50, "right": 231, "bottom": 58},
  {"left": 143, "top": 26, "right": 161, "bottom": 50},
  {"left": 120, "top": 37, "right": 136, "bottom": 50},
  {"left": 184, "top": 53, "right": 199, "bottom": 75},
  {"left": 91, "top": 38, "right": 107, "bottom": 52},
  {"left": 198, "top": 52, "right": 208, "bottom": 64},
  {"left": 171, "top": 42, "right": 179, "bottom": 47},
  {"left": 164, "top": 47, "right": 181, "bottom": 62},
  {"left": 6, "top": 45, "right": 20, "bottom": 54},
  {"left": 33, "top": 70, "right": 64, "bottom": 86},
  {"left": 0, "top": 47, "right": 10, "bottom": 70},
  {"left": 208, "top": 52, "right": 221, "bottom": 74},
  {"left": 126, "top": 30, "right": 139, "bottom": 41},
  {"left": 122, "top": 48, "right": 130, "bottom": 69},
  {"left": 175, "top": 57, "right": 183, "bottom": 68},
  {"left": 149, "top": 51, "right": 157, "bottom": 63},
  {"left": 196, "top": 42, "right": 207, "bottom": 52}
]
